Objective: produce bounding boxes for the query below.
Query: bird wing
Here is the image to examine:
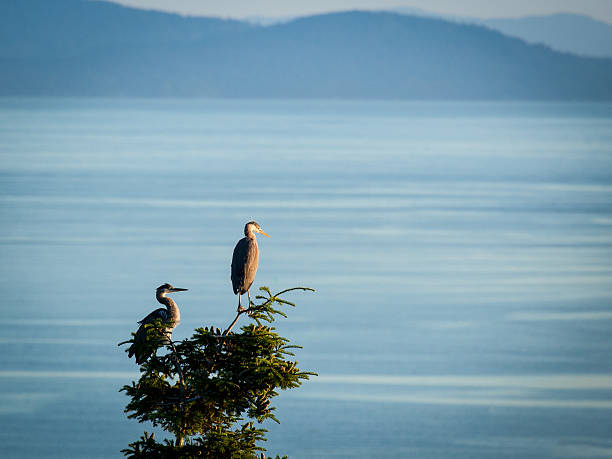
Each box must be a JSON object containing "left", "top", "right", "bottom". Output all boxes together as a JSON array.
[
  {"left": 231, "top": 238, "right": 249, "bottom": 294},
  {"left": 231, "top": 237, "right": 259, "bottom": 294},
  {"left": 137, "top": 308, "right": 168, "bottom": 325},
  {"left": 129, "top": 308, "right": 170, "bottom": 364}
]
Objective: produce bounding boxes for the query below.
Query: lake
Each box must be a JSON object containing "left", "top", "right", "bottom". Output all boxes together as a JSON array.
[{"left": 1, "top": 98, "right": 611, "bottom": 458}]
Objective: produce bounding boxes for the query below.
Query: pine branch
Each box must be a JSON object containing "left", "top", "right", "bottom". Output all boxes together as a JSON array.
[{"left": 119, "top": 285, "right": 315, "bottom": 457}]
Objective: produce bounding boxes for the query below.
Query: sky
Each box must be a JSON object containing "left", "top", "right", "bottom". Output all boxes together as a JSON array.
[{"left": 106, "top": 0, "right": 612, "bottom": 23}]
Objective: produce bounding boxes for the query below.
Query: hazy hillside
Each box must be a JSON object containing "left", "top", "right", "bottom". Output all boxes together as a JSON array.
[
  {"left": 252, "top": 9, "right": 612, "bottom": 58},
  {"left": 392, "top": 8, "right": 612, "bottom": 58},
  {"left": 1, "top": 1, "right": 611, "bottom": 99},
  {"left": 0, "top": 0, "right": 250, "bottom": 59},
  {"left": 479, "top": 14, "right": 612, "bottom": 58}
]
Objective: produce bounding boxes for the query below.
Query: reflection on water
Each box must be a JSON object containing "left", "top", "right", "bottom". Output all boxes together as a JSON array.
[
  {"left": 1, "top": 98, "right": 612, "bottom": 458},
  {"left": 302, "top": 373, "right": 612, "bottom": 409},
  {"left": 313, "top": 373, "right": 612, "bottom": 389},
  {"left": 0, "top": 371, "right": 136, "bottom": 379},
  {"left": 298, "top": 392, "right": 612, "bottom": 409},
  {"left": 508, "top": 311, "right": 612, "bottom": 321}
]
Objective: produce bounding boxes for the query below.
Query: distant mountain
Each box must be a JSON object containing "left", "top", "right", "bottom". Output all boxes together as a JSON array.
[
  {"left": 392, "top": 8, "right": 612, "bottom": 58},
  {"left": 478, "top": 14, "right": 612, "bottom": 58},
  {"left": 0, "top": 0, "right": 250, "bottom": 59},
  {"left": 1, "top": 1, "right": 611, "bottom": 99}
]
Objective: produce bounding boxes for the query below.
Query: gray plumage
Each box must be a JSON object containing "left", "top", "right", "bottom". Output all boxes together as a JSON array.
[
  {"left": 128, "top": 283, "right": 187, "bottom": 364},
  {"left": 231, "top": 221, "right": 269, "bottom": 311}
]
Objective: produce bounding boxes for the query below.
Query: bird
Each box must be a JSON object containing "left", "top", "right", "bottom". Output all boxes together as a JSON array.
[
  {"left": 231, "top": 221, "right": 270, "bottom": 312},
  {"left": 127, "top": 283, "right": 188, "bottom": 364}
]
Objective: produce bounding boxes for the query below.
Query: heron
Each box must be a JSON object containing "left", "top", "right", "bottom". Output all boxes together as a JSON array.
[
  {"left": 128, "top": 283, "right": 188, "bottom": 364},
  {"left": 231, "top": 221, "right": 270, "bottom": 312}
]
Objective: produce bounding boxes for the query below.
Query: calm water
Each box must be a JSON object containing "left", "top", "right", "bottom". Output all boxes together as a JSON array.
[{"left": 1, "top": 98, "right": 612, "bottom": 458}]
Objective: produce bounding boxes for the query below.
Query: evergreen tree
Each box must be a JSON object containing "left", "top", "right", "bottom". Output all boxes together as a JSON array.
[{"left": 119, "top": 286, "right": 315, "bottom": 458}]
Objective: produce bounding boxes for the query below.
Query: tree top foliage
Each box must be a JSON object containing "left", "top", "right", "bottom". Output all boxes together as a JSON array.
[{"left": 119, "top": 286, "right": 315, "bottom": 458}]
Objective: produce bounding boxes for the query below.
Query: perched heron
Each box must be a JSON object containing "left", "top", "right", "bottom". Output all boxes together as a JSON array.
[
  {"left": 231, "top": 221, "right": 270, "bottom": 312},
  {"left": 128, "top": 283, "right": 188, "bottom": 364}
]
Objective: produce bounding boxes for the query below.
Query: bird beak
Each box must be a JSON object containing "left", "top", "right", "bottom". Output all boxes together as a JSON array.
[
  {"left": 170, "top": 287, "right": 188, "bottom": 292},
  {"left": 258, "top": 229, "right": 270, "bottom": 237}
]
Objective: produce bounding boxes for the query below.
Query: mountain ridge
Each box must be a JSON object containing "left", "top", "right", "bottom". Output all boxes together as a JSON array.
[
  {"left": 477, "top": 13, "right": 612, "bottom": 58},
  {"left": 1, "top": 2, "right": 611, "bottom": 100},
  {"left": 247, "top": 8, "right": 612, "bottom": 58}
]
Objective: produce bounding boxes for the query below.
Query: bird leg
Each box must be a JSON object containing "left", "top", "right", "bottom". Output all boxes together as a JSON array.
[
  {"left": 237, "top": 293, "right": 247, "bottom": 313},
  {"left": 226, "top": 290, "right": 253, "bottom": 335},
  {"left": 247, "top": 290, "right": 254, "bottom": 316}
]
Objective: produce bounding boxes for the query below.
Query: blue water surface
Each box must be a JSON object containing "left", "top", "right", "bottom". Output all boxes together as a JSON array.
[{"left": 1, "top": 98, "right": 611, "bottom": 458}]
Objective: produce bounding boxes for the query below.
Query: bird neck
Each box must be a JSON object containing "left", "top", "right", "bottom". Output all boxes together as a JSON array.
[{"left": 156, "top": 293, "right": 180, "bottom": 321}]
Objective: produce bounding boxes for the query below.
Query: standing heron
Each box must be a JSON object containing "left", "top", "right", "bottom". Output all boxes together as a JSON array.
[
  {"left": 128, "top": 283, "right": 188, "bottom": 364},
  {"left": 231, "top": 221, "right": 270, "bottom": 312}
]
